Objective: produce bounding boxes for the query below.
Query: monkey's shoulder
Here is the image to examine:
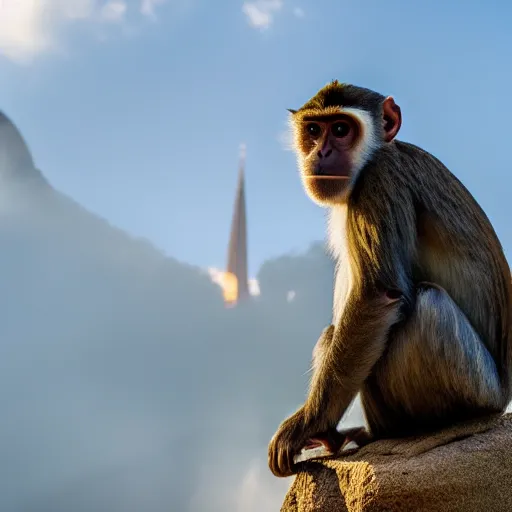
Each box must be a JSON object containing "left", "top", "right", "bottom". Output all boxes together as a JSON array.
[{"left": 357, "top": 141, "right": 484, "bottom": 218}]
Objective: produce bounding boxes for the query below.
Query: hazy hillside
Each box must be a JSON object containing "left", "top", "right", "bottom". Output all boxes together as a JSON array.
[{"left": 0, "top": 113, "right": 364, "bottom": 511}]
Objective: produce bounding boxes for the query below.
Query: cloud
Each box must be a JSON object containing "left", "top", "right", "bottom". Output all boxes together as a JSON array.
[
  {"left": 0, "top": 0, "right": 65, "bottom": 62},
  {"left": 248, "top": 277, "right": 261, "bottom": 296},
  {"left": 140, "top": 0, "right": 166, "bottom": 19},
  {"left": 100, "top": 1, "right": 128, "bottom": 23},
  {"left": 242, "top": 0, "right": 283, "bottom": 30},
  {"left": 0, "top": 0, "right": 166, "bottom": 63}
]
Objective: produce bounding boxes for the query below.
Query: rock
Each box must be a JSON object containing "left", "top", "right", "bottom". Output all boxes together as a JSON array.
[{"left": 281, "top": 413, "right": 512, "bottom": 512}]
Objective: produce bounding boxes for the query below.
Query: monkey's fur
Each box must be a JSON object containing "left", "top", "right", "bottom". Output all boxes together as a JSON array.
[{"left": 268, "top": 81, "right": 512, "bottom": 478}]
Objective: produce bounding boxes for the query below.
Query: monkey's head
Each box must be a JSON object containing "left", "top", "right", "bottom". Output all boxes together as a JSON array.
[{"left": 289, "top": 81, "right": 402, "bottom": 206}]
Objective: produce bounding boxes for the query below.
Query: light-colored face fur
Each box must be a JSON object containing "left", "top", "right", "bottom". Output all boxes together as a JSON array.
[{"left": 289, "top": 106, "right": 381, "bottom": 206}]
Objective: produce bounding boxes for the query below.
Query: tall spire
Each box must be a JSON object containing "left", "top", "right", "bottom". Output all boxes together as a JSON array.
[{"left": 224, "top": 143, "right": 250, "bottom": 306}]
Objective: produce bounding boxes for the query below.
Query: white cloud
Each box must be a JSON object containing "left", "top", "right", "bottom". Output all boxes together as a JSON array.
[
  {"left": 100, "top": 1, "right": 128, "bottom": 23},
  {"left": 242, "top": 0, "right": 283, "bottom": 30},
  {"left": 293, "top": 6, "right": 304, "bottom": 18},
  {"left": 206, "top": 267, "right": 224, "bottom": 287},
  {"left": 140, "top": 0, "right": 166, "bottom": 19},
  {"left": 248, "top": 277, "right": 260, "bottom": 296},
  {"left": 0, "top": 0, "right": 64, "bottom": 62},
  {"left": 0, "top": 0, "right": 166, "bottom": 63}
]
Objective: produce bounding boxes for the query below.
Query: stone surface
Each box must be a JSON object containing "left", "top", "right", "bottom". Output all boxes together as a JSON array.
[{"left": 281, "top": 413, "right": 512, "bottom": 512}]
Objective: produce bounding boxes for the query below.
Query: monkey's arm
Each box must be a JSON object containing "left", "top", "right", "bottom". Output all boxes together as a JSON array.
[
  {"left": 268, "top": 290, "right": 406, "bottom": 477},
  {"left": 268, "top": 193, "right": 415, "bottom": 477}
]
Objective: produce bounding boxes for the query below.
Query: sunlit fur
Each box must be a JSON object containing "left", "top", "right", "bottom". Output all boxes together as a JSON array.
[
  {"left": 268, "top": 81, "right": 512, "bottom": 478},
  {"left": 339, "top": 108, "right": 380, "bottom": 177},
  {"left": 328, "top": 205, "right": 353, "bottom": 325},
  {"left": 310, "top": 325, "right": 334, "bottom": 390}
]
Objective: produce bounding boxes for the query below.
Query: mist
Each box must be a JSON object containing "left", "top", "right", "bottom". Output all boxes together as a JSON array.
[{"left": 0, "top": 113, "right": 365, "bottom": 510}]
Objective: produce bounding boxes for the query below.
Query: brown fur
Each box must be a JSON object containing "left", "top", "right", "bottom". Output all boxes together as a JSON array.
[{"left": 268, "top": 81, "right": 512, "bottom": 478}]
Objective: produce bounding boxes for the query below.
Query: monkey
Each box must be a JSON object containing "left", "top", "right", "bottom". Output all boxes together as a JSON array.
[{"left": 268, "top": 81, "right": 512, "bottom": 478}]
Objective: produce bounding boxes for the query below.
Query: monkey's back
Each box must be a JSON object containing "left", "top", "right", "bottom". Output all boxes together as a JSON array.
[{"left": 396, "top": 141, "right": 512, "bottom": 390}]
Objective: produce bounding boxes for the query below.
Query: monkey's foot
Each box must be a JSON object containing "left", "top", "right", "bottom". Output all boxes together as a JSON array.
[{"left": 293, "top": 427, "right": 371, "bottom": 464}]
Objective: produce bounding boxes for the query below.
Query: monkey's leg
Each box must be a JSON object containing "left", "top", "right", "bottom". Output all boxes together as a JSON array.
[{"left": 362, "top": 283, "right": 505, "bottom": 438}]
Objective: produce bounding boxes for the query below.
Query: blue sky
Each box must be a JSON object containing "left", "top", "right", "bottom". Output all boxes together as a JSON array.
[{"left": 1, "top": 0, "right": 511, "bottom": 277}]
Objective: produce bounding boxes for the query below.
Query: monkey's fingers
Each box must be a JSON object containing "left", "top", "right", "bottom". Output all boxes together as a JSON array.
[
  {"left": 293, "top": 427, "right": 371, "bottom": 465},
  {"left": 293, "top": 438, "right": 333, "bottom": 464},
  {"left": 268, "top": 435, "right": 296, "bottom": 478},
  {"left": 271, "top": 445, "right": 295, "bottom": 477},
  {"left": 292, "top": 429, "right": 339, "bottom": 465},
  {"left": 279, "top": 442, "right": 295, "bottom": 478}
]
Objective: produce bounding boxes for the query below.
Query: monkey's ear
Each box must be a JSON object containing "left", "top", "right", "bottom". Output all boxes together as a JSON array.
[
  {"left": 287, "top": 109, "right": 298, "bottom": 115},
  {"left": 382, "top": 96, "right": 402, "bottom": 142}
]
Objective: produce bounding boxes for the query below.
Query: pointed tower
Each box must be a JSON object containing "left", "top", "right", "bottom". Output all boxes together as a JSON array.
[{"left": 224, "top": 144, "right": 250, "bottom": 307}]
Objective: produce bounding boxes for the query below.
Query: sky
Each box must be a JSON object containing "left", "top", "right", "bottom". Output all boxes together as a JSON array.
[{"left": 1, "top": 0, "right": 512, "bottom": 279}]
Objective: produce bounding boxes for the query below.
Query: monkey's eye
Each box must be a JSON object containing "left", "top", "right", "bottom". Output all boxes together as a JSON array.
[
  {"left": 306, "top": 123, "right": 321, "bottom": 138},
  {"left": 331, "top": 122, "right": 350, "bottom": 138}
]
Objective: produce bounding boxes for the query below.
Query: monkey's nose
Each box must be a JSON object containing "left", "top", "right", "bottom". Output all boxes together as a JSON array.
[{"left": 317, "top": 148, "right": 333, "bottom": 159}]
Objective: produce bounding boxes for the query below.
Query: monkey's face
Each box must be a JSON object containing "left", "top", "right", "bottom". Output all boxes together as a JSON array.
[
  {"left": 289, "top": 83, "right": 402, "bottom": 207},
  {"left": 293, "top": 111, "right": 374, "bottom": 205}
]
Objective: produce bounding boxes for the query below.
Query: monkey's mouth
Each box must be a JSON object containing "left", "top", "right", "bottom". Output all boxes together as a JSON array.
[
  {"left": 306, "top": 167, "right": 351, "bottom": 179},
  {"left": 305, "top": 174, "right": 350, "bottom": 180},
  {"left": 304, "top": 172, "right": 351, "bottom": 182}
]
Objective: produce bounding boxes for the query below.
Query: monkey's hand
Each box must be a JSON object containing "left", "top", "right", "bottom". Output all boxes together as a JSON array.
[
  {"left": 269, "top": 407, "right": 351, "bottom": 477},
  {"left": 268, "top": 407, "right": 315, "bottom": 477},
  {"left": 269, "top": 414, "right": 372, "bottom": 477}
]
